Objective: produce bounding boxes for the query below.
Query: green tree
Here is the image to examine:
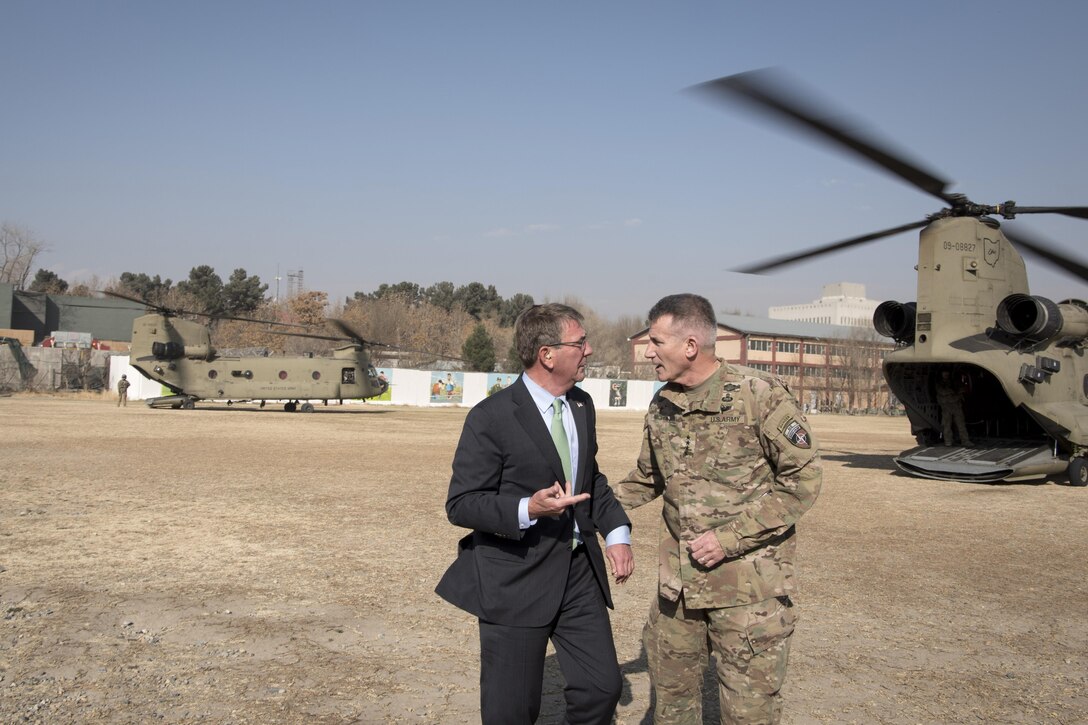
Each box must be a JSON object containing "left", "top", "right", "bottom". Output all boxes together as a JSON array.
[
  {"left": 498, "top": 292, "right": 535, "bottom": 327},
  {"left": 462, "top": 323, "right": 497, "bottom": 372},
  {"left": 505, "top": 339, "right": 524, "bottom": 374},
  {"left": 176, "top": 265, "right": 225, "bottom": 315},
  {"left": 28, "top": 268, "right": 68, "bottom": 294},
  {"left": 118, "top": 272, "right": 173, "bottom": 303},
  {"left": 424, "top": 281, "right": 457, "bottom": 312},
  {"left": 222, "top": 268, "right": 268, "bottom": 314},
  {"left": 364, "top": 281, "right": 423, "bottom": 305},
  {"left": 455, "top": 282, "right": 499, "bottom": 320}
]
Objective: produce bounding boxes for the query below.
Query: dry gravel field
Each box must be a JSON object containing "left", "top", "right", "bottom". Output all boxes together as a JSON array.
[{"left": 2, "top": 395, "right": 1086, "bottom": 724}]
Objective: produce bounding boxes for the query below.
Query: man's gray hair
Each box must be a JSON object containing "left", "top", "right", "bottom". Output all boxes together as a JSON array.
[
  {"left": 515, "top": 303, "right": 585, "bottom": 368},
  {"left": 648, "top": 294, "right": 717, "bottom": 350}
]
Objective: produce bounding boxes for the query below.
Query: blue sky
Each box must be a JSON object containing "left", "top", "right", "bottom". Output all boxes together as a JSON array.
[{"left": 3, "top": 1, "right": 1086, "bottom": 320}]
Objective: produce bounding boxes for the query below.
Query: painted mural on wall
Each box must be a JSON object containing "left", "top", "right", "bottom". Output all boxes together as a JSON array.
[
  {"left": 609, "top": 380, "right": 628, "bottom": 407},
  {"left": 486, "top": 372, "right": 517, "bottom": 396},
  {"left": 430, "top": 371, "right": 464, "bottom": 404}
]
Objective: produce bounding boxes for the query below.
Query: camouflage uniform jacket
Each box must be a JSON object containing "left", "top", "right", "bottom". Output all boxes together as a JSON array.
[
  {"left": 117, "top": 378, "right": 131, "bottom": 394},
  {"left": 613, "top": 361, "right": 821, "bottom": 609}
]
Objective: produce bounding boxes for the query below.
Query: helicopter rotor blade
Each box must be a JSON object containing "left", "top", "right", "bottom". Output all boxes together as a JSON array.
[
  {"left": 1008, "top": 206, "right": 1088, "bottom": 220},
  {"left": 100, "top": 290, "right": 306, "bottom": 329},
  {"left": 690, "top": 69, "right": 956, "bottom": 206},
  {"left": 326, "top": 319, "right": 395, "bottom": 348},
  {"left": 1002, "top": 227, "right": 1088, "bottom": 285},
  {"left": 101, "top": 289, "right": 171, "bottom": 312},
  {"left": 733, "top": 219, "right": 929, "bottom": 274},
  {"left": 266, "top": 329, "right": 351, "bottom": 342}
]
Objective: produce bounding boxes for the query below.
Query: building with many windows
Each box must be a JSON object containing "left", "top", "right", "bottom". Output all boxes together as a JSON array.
[
  {"left": 768, "top": 282, "right": 880, "bottom": 328},
  {"left": 629, "top": 313, "right": 898, "bottom": 413}
]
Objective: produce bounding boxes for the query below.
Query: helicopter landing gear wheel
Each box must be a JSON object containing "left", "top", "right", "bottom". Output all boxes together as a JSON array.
[
  {"left": 300, "top": 402, "right": 315, "bottom": 413},
  {"left": 284, "top": 402, "right": 297, "bottom": 413},
  {"left": 181, "top": 399, "right": 195, "bottom": 410},
  {"left": 1068, "top": 458, "right": 1088, "bottom": 487}
]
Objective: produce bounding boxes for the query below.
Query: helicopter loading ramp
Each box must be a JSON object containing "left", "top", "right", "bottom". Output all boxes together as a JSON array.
[{"left": 894, "top": 442, "right": 1066, "bottom": 483}]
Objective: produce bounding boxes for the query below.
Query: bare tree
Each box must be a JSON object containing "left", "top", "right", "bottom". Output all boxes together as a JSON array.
[
  {"left": 0, "top": 223, "right": 46, "bottom": 289},
  {"left": 830, "top": 327, "right": 886, "bottom": 412}
]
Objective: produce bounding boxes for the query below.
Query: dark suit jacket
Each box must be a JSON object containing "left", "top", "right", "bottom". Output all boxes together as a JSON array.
[{"left": 435, "top": 376, "right": 631, "bottom": 627}]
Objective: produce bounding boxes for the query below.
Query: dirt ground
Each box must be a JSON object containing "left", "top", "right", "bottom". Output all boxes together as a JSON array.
[{"left": 2, "top": 395, "right": 1086, "bottom": 724}]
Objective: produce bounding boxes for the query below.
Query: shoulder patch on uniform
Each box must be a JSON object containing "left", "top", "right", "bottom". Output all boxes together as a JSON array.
[{"left": 782, "top": 418, "right": 811, "bottom": 449}]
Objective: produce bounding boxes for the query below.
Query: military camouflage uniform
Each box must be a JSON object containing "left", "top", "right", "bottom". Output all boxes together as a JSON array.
[
  {"left": 116, "top": 377, "right": 131, "bottom": 407},
  {"left": 935, "top": 374, "right": 971, "bottom": 445},
  {"left": 613, "top": 361, "right": 821, "bottom": 724}
]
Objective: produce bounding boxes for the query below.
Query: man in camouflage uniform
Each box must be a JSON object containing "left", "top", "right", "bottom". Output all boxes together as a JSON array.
[
  {"left": 613, "top": 294, "right": 821, "bottom": 724},
  {"left": 935, "top": 369, "right": 971, "bottom": 446},
  {"left": 117, "top": 374, "right": 131, "bottom": 407}
]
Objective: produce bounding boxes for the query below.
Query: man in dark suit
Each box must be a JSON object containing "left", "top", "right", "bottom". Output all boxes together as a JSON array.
[{"left": 436, "top": 303, "right": 634, "bottom": 725}]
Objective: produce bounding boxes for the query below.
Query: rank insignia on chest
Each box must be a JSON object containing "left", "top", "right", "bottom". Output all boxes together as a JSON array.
[{"left": 782, "top": 418, "right": 811, "bottom": 449}]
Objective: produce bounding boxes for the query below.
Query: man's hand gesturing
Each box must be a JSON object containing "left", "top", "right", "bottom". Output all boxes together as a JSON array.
[{"left": 528, "top": 481, "right": 590, "bottom": 519}]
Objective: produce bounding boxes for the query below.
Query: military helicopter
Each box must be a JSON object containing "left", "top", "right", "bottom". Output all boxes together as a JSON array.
[
  {"left": 106, "top": 291, "right": 389, "bottom": 412},
  {"left": 694, "top": 69, "right": 1088, "bottom": 485}
]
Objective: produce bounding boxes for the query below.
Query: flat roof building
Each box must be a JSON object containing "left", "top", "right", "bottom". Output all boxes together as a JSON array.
[{"left": 768, "top": 282, "right": 880, "bottom": 328}]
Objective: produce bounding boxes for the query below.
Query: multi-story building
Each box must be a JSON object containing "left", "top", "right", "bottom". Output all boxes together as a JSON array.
[
  {"left": 629, "top": 313, "right": 898, "bottom": 413},
  {"left": 768, "top": 282, "right": 880, "bottom": 328}
]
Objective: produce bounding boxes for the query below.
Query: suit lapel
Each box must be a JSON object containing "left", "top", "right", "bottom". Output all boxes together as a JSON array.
[
  {"left": 511, "top": 378, "right": 567, "bottom": 485},
  {"left": 570, "top": 394, "right": 588, "bottom": 493}
]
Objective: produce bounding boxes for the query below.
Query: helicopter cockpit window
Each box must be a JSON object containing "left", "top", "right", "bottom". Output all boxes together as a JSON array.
[{"left": 341, "top": 368, "right": 356, "bottom": 384}]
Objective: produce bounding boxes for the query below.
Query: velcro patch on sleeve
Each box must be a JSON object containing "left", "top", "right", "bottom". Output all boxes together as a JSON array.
[{"left": 782, "top": 418, "right": 811, "bottom": 449}]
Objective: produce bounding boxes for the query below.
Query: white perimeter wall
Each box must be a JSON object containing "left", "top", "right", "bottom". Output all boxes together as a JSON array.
[{"left": 109, "top": 356, "right": 660, "bottom": 411}]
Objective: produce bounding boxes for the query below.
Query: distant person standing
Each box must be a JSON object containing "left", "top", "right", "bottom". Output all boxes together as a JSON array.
[
  {"left": 117, "top": 374, "right": 131, "bottom": 407},
  {"left": 935, "top": 369, "right": 972, "bottom": 446}
]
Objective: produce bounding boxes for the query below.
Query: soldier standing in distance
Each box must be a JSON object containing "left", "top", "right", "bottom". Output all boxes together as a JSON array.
[
  {"left": 612, "top": 293, "right": 821, "bottom": 724},
  {"left": 116, "top": 374, "right": 131, "bottom": 407},
  {"left": 935, "top": 369, "right": 972, "bottom": 446}
]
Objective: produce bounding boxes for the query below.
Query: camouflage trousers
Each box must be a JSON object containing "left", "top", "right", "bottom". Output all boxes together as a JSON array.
[{"left": 643, "top": 593, "right": 796, "bottom": 725}]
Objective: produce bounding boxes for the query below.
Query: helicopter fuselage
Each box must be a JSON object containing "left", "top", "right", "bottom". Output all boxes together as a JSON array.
[
  {"left": 875, "top": 217, "right": 1088, "bottom": 480},
  {"left": 127, "top": 314, "right": 388, "bottom": 409}
]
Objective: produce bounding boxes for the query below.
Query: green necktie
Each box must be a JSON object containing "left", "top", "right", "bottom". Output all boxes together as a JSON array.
[
  {"left": 551, "top": 398, "right": 573, "bottom": 485},
  {"left": 552, "top": 398, "right": 581, "bottom": 549}
]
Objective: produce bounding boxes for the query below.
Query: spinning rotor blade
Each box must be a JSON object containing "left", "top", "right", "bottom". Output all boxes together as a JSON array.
[
  {"left": 102, "top": 289, "right": 170, "bottom": 311},
  {"left": 691, "top": 69, "right": 955, "bottom": 206},
  {"left": 1002, "top": 227, "right": 1088, "bottom": 285},
  {"left": 101, "top": 290, "right": 306, "bottom": 328},
  {"left": 267, "top": 329, "right": 350, "bottom": 343},
  {"left": 270, "top": 323, "right": 465, "bottom": 362},
  {"left": 327, "top": 319, "right": 392, "bottom": 348},
  {"left": 733, "top": 219, "right": 929, "bottom": 274}
]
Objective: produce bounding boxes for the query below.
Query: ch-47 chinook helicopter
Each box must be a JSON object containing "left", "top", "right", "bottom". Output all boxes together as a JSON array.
[
  {"left": 694, "top": 69, "right": 1088, "bottom": 485},
  {"left": 107, "top": 291, "right": 389, "bottom": 412}
]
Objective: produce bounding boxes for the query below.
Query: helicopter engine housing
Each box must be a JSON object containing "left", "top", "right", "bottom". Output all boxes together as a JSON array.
[
  {"left": 995, "top": 294, "right": 1088, "bottom": 344},
  {"left": 873, "top": 301, "right": 917, "bottom": 344}
]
